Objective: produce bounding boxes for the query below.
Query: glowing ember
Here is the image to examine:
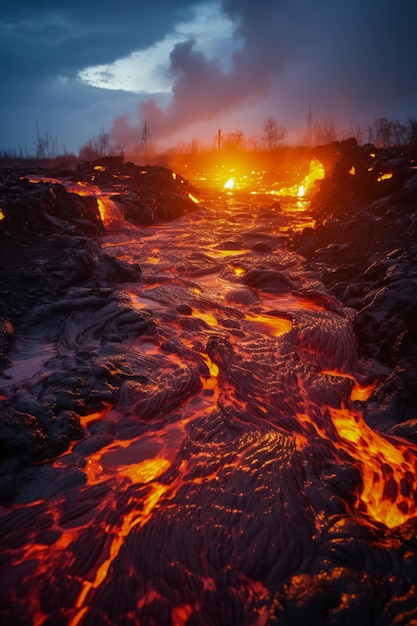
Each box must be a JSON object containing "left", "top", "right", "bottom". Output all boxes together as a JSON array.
[
  {"left": 377, "top": 172, "right": 393, "bottom": 182},
  {"left": 224, "top": 177, "right": 235, "bottom": 190},
  {"left": 188, "top": 192, "right": 200, "bottom": 204}
]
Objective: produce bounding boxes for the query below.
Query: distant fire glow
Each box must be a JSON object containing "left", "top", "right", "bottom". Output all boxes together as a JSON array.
[
  {"left": 281, "top": 158, "right": 325, "bottom": 198},
  {"left": 194, "top": 157, "right": 326, "bottom": 200}
]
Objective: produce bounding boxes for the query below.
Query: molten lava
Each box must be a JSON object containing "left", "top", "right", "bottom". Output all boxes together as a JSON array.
[
  {"left": 279, "top": 158, "right": 326, "bottom": 199},
  {"left": 377, "top": 172, "right": 393, "bottom": 182},
  {"left": 331, "top": 407, "right": 417, "bottom": 528},
  {"left": 2, "top": 157, "right": 417, "bottom": 625}
]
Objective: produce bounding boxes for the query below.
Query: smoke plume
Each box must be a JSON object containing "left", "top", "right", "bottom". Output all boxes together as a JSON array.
[
  {"left": 110, "top": 0, "right": 290, "bottom": 148},
  {"left": 110, "top": 0, "right": 417, "bottom": 149}
]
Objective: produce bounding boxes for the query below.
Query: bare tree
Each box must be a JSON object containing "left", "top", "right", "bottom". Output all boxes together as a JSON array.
[
  {"left": 311, "top": 119, "right": 336, "bottom": 145},
  {"left": 373, "top": 118, "right": 394, "bottom": 148},
  {"left": 97, "top": 128, "right": 111, "bottom": 156},
  {"left": 365, "top": 124, "right": 375, "bottom": 145},
  {"left": 78, "top": 128, "right": 117, "bottom": 161},
  {"left": 262, "top": 117, "right": 286, "bottom": 150},
  {"left": 366, "top": 117, "right": 417, "bottom": 148},
  {"left": 35, "top": 123, "right": 58, "bottom": 159},
  {"left": 349, "top": 122, "right": 364, "bottom": 146},
  {"left": 407, "top": 118, "right": 417, "bottom": 148},
  {"left": 392, "top": 121, "right": 408, "bottom": 146},
  {"left": 78, "top": 139, "right": 99, "bottom": 162},
  {"left": 223, "top": 131, "right": 245, "bottom": 151}
]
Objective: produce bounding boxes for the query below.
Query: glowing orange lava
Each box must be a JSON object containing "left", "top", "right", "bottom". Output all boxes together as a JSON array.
[
  {"left": 321, "top": 370, "right": 376, "bottom": 402},
  {"left": 279, "top": 158, "right": 325, "bottom": 199},
  {"left": 188, "top": 192, "right": 200, "bottom": 204},
  {"left": 377, "top": 172, "right": 393, "bottom": 182},
  {"left": 330, "top": 407, "right": 417, "bottom": 528},
  {"left": 4, "top": 156, "right": 417, "bottom": 626},
  {"left": 192, "top": 308, "right": 218, "bottom": 327},
  {"left": 244, "top": 312, "right": 292, "bottom": 337}
]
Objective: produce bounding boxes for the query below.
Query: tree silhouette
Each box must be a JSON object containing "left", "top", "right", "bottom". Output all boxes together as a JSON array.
[{"left": 262, "top": 117, "right": 286, "bottom": 150}]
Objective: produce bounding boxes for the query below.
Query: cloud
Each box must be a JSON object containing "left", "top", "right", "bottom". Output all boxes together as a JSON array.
[
  {"left": 0, "top": 0, "right": 198, "bottom": 151},
  {"left": 78, "top": 2, "right": 236, "bottom": 95},
  {"left": 2, "top": 0, "right": 417, "bottom": 153},
  {"left": 115, "top": 0, "right": 292, "bottom": 144}
]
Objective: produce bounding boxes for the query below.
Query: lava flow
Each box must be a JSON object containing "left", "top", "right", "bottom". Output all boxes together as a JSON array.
[{"left": 2, "top": 158, "right": 417, "bottom": 625}]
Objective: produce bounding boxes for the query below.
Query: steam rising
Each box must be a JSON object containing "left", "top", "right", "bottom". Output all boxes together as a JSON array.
[
  {"left": 111, "top": 0, "right": 288, "bottom": 148},
  {"left": 110, "top": 0, "right": 417, "bottom": 149}
]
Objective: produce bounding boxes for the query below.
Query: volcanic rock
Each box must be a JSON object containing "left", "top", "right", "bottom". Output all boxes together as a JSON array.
[
  {"left": 75, "top": 161, "right": 199, "bottom": 225},
  {"left": 0, "top": 162, "right": 194, "bottom": 499},
  {"left": 295, "top": 143, "right": 417, "bottom": 431},
  {"left": 0, "top": 318, "right": 15, "bottom": 354}
]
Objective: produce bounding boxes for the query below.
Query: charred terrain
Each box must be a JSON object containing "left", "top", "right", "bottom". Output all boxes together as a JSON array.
[{"left": 1, "top": 143, "right": 417, "bottom": 625}]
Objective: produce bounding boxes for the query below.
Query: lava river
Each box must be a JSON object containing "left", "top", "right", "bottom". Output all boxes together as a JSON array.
[{"left": 1, "top": 176, "right": 417, "bottom": 626}]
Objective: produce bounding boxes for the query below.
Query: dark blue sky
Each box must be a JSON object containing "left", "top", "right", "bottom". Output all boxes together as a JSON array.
[{"left": 1, "top": 0, "right": 417, "bottom": 154}]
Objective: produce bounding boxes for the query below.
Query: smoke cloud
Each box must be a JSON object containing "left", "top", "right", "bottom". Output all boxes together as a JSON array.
[
  {"left": 111, "top": 0, "right": 289, "bottom": 148},
  {"left": 110, "top": 0, "right": 417, "bottom": 149}
]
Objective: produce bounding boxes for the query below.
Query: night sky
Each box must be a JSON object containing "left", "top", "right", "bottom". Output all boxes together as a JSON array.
[{"left": 1, "top": 0, "right": 417, "bottom": 154}]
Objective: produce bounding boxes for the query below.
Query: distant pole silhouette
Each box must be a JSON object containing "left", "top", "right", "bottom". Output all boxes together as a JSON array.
[
  {"left": 217, "top": 129, "right": 222, "bottom": 152},
  {"left": 139, "top": 121, "right": 153, "bottom": 159},
  {"left": 306, "top": 105, "right": 312, "bottom": 146}
]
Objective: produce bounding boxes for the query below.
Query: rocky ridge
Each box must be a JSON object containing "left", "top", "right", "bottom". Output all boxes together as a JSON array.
[
  {"left": 296, "top": 140, "right": 417, "bottom": 436},
  {"left": 0, "top": 163, "right": 197, "bottom": 500}
]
